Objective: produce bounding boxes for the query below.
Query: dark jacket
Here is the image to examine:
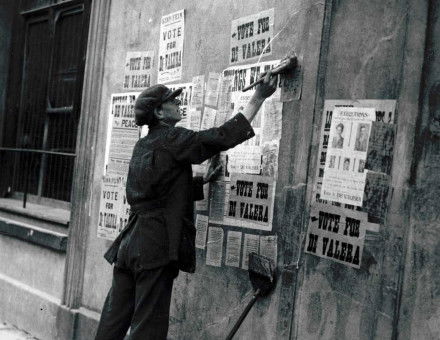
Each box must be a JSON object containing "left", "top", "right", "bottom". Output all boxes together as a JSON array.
[{"left": 104, "top": 113, "right": 254, "bottom": 273}]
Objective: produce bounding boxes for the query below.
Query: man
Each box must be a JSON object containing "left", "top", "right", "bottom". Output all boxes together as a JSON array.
[
  {"left": 95, "top": 72, "right": 278, "bottom": 340},
  {"left": 355, "top": 125, "right": 368, "bottom": 151}
]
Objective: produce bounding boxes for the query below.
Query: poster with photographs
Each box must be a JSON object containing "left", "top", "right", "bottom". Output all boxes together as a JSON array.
[{"left": 320, "top": 107, "right": 375, "bottom": 206}]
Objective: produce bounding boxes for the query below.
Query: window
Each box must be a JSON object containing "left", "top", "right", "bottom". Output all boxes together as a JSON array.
[{"left": 0, "top": 0, "right": 90, "bottom": 207}]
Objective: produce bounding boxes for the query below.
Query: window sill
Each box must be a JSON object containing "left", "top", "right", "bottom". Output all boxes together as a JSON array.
[
  {"left": 0, "top": 198, "right": 69, "bottom": 252},
  {"left": 0, "top": 198, "right": 70, "bottom": 226}
]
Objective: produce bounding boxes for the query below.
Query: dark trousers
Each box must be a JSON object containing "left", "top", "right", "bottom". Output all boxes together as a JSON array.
[{"left": 95, "top": 264, "right": 178, "bottom": 340}]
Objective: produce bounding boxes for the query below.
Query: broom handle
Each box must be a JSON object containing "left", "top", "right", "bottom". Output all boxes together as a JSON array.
[{"left": 225, "top": 289, "right": 261, "bottom": 340}]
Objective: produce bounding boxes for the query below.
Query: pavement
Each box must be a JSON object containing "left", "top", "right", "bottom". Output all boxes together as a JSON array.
[{"left": 0, "top": 322, "right": 38, "bottom": 340}]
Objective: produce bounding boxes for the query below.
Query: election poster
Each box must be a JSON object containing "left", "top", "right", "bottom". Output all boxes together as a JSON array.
[
  {"left": 226, "top": 174, "right": 275, "bottom": 231},
  {"left": 169, "top": 82, "right": 192, "bottom": 128},
  {"left": 97, "top": 174, "right": 125, "bottom": 241},
  {"left": 304, "top": 203, "right": 366, "bottom": 268},
  {"left": 230, "top": 8, "right": 274, "bottom": 64},
  {"left": 320, "top": 107, "right": 376, "bottom": 206},
  {"left": 158, "top": 9, "right": 185, "bottom": 83},
  {"left": 105, "top": 93, "right": 140, "bottom": 175},
  {"left": 313, "top": 99, "right": 396, "bottom": 207},
  {"left": 123, "top": 51, "right": 154, "bottom": 90}
]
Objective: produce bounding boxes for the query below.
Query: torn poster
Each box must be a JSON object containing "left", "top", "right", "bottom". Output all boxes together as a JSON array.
[
  {"left": 305, "top": 203, "right": 367, "bottom": 269},
  {"left": 158, "top": 9, "right": 185, "bottom": 83},
  {"left": 195, "top": 214, "right": 209, "bottom": 249},
  {"left": 280, "top": 59, "right": 303, "bottom": 102},
  {"left": 261, "top": 141, "right": 279, "bottom": 178},
  {"left": 106, "top": 93, "right": 140, "bottom": 175},
  {"left": 365, "top": 122, "right": 396, "bottom": 175},
  {"left": 320, "top": 107, "right": 376, "bottom": 206},
  {"left": 190, "top": 75, "right": 205, "bottom": 108},
  {"left": 206, "top": 226, "right": 224, "bottom": 267},
  {"left": 242, "top": 233, "right": 260, "bottom": 270},
  {"left": 227, "top": 174, "right": 275, "bottom": 231},
  {"left": 123, "top": 51, "right": 154, "bottom": 90},
  {"left": 205, "top": 72, "right": 221, "bottom": 107},
  {"left": 225, "top": 231, "right": 243, "bottom": 267},
  {"left": 362, "top": 172, "right": 391, "bottom": 224},
  {"left": 97, "top": 174, "right": 125, "bottom": 241},
  {"left": 169, "top": 82, "right": 192, "bottom": 128},
  {"left": 200, "top": 107, "right": 217, "bottom": 130},
  {"left": 230, "top": 8, "right": 274, "bottom": 64},
  {"left": 259, "top": 235, "right": 277, "bottom": 265}
]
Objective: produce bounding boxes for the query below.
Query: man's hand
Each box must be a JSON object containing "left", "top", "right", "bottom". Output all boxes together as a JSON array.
[
  {"left": 253, "top": 70, "right": 278, "bottom": 99},
  {"left": 203, "top": 154, "right": 222, "bottom": 184},
  {"left": 242, "top": 70, "right": 277, "bottom": 123}
]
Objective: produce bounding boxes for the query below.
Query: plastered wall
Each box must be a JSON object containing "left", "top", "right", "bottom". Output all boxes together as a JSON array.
[{"left": 80, "top": 0, "right": 436, "bottom": 339}]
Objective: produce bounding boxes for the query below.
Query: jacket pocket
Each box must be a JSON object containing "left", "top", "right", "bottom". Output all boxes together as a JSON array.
[{"left": 130, "top": 211, "right": 169, "bottom": 269}]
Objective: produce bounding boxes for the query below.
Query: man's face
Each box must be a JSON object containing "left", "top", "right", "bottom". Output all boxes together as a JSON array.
[
  {"left": 360, "top": 127, "right": 366, "bottom": 137},
  {"left": 158, "top": 98, "right": 182, "bottom": 124},
  {"left": 336, "top": 126, "right": 342, "bottom": 135}
]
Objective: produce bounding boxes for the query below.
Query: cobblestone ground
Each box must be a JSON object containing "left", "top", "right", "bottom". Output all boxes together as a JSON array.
[{"left": 0, "top": 322, "right": 39, "bottom": 340}]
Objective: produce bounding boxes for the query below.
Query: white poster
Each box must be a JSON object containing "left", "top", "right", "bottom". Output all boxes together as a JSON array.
[
  {"left": 226, "top": 174, "right": 275, "bottom": 231},
  {"left": 206, "top": 227, "right": 224, "bottom": 267},
  {"left": 304, "top": 203, "right": 366, "bottom": 269},
  {"left": 189, "top": 108, "right": 202, "bottom": 131},
  {"left": 123, "top": 51, "right": 154, "bottom": 90},
  {"left": 225, "top": 231, "right": 242, "bottom": 267},
  {"left": 320, "top": 107, "right": 375, "bottom": 206},
  {"left": 158, "top": 9, "right": 185, "bottom": 83},
  {"left": 230, "top": 8, "right": 274, "bottom": 64}
]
